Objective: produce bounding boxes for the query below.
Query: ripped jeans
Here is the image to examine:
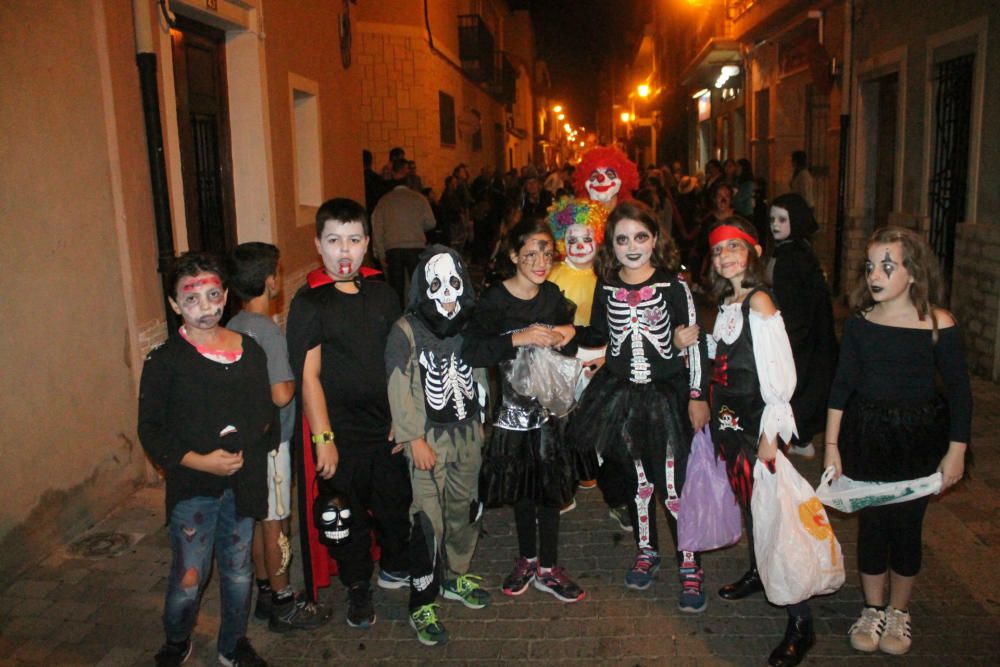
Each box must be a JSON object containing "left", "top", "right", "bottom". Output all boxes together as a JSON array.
[{"left": 163, "top": 489, "right": 253, "bottom": 657}]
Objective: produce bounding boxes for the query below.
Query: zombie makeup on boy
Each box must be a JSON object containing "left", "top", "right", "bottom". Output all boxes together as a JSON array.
[{"left": 172, "top": 273, "right": 226, "bottom": 329}]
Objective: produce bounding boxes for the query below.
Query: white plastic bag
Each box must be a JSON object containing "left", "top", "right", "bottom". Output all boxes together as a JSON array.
[
  {"left": 751, "top": 451, "right": 845, "bottom": 606},
  {"left": 816, "top": 468, "right": 942, "bottom": 514},
  {"left": 506, "top": 346, "right": 582, "bottom": 417}
]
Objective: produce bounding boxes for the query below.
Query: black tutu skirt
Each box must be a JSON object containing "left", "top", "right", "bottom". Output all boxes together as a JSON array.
[
  {"left": 568, "top": 369, "right": 691, "bottom": 494},
  {"left": 840, "top": 394, "right": 949, "bottom": 482},
  {"left": 480, "top": 416, "right": 597, "bottom": 509}
]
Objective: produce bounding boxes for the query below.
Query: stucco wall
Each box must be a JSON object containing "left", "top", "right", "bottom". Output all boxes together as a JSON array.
[{"left": 0, "top": 0, "right": 151, "bottom": 586}]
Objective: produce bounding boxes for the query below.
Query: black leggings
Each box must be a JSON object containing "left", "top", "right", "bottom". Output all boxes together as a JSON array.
[
  {"left": 513, "top": 498, "right": 559, "bottom": 568},
  {"left": 857, "top": 496, "right": 930, "bottom": 577}
]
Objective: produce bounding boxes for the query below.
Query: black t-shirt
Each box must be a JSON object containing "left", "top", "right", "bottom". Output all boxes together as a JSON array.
[{"left": 287, "top": 279, "right": 401, "bottom": 442}]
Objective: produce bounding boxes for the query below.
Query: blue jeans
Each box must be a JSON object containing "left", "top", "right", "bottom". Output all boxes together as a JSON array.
[{"left": 163, "top": 489, "right": 253, "bottom": 657}]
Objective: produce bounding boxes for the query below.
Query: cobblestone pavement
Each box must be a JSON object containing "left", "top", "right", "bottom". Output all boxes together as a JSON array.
[{"left": 2, "top": 377, "right": 999, "bottom": 666}]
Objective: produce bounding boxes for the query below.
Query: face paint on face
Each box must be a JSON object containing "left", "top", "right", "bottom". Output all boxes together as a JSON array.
[
  {"left": 564, "top": 223, "right": 596, "bottom": 268},
  {"left": 770, "top": 205, "right": 791, "bottom": 241},
  {"left": 171, "top": 272, "right": 227, "bottom": 330},
  {"left": 710, "top": 239, "right": 752, "bottom": 282},
  {"left": 512, "top": 234, "right": 555, "bottom": 285},
  {"left": 612, "top": 218, "right": 655, "bottom": 272},
  {"left": 424, "top": 252, "right": 464, "bottom": 318},
  {"left": 865, "top": 242, "right": 911, "bottom": 304},
  {"left": 585, "top": 166, "right": 622, "bottom": 203},
  {"left": 314, "top": 220, "right": 369, "bottom": 281}
]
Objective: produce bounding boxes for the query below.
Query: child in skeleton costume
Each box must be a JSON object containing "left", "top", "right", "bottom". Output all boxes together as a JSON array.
[
  {"left": 569, "top": 201, "right": 711, "bottom": 612},
  {"left": 384, "top": 246, "right": 490, "bottom": 646},
  {"left": 463, "top": 217, "right": 590, "bottom": 604},
  {"left": 824, "top": 227, "right": 970, "bottom": 656},
  {"left": 706, "top": 218, "right": 814, "bottom": 667}
]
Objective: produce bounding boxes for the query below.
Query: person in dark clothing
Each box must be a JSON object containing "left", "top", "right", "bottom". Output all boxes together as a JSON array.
[
  {"left": 766, "top": 193, "right": 838, "bottom": 457},
  {"left": 139, "top": 252, "right": 273, "bottom": 667},
  {"left": 286, "top": 198, "right": 411, "bottom": 631}
]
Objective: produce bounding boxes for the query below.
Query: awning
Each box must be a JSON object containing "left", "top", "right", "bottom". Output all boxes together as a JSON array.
[{"left": 680, "top": 38, "right": 742, "bottom": 88}]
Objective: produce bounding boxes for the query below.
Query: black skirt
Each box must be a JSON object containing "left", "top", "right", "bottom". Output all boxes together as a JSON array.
[
  {"left": 840, "top": 394, "right": 949, "bottom": 482},
  {"left": 568, "top": 368, "right": 691, "bottom": 494},
  {"left": 480, "top": 416, "right": 596, "bottom": 509}
]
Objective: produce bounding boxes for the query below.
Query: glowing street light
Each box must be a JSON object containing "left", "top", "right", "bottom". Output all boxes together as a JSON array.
[
  {"left": 637, "top": 84, "right": 650, "bottom": 98},
  {"left": 620, "top": 111, "right": 630, "bottom": 123},
  {"left": 557, "top": 113, "right": 565, "bottom": 120},
  {"left": 553, "top": 105, "right": 563, "bottom": 113},
  {"left": 563, "top": 123, "right": 572, "bottom": 133}
]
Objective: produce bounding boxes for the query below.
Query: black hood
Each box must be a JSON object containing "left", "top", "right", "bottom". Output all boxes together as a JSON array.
[
  {"left": 407, "top": 244, "right": 476, "bottom": 337},
  {"left": 771, "top": 192, "right": 817, "bottom": 239}
]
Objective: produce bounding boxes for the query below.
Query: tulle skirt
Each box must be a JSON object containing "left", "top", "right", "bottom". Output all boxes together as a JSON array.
[{"left": 840, "top": 394, "right": 949, "bottom": 482}]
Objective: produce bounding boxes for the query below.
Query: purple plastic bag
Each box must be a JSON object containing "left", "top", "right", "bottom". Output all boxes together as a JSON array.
[{"left": 678, "top": 426, "right": 743, "bottom": 552}]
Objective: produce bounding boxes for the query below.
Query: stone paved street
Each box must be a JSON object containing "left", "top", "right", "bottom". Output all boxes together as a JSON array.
[{"left": 2, "top": 377, "right": 999, "bottom": 666}]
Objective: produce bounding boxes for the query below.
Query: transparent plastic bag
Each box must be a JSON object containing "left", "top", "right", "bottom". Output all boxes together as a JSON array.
[
  {"left": 506, "top": 346, "right": 583, "bottom": 417},
  {"left": 816, "top": 467, "right": 942, "bottom": 514}
]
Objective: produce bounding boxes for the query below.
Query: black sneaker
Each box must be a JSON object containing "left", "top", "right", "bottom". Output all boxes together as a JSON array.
[
  {"left": 218, "top": 637, "right": 267, "bottom": 667},
  {"left": 253, "top": 589, "right": 272, "bottom": 621},
  {"left": 269, "top": 594, "right": 333, "bottom": 633},
  {"left": 154, "top": 638, "right": 191, "bottom": 666},
  {"left": 346, "top": 581, "right": 376, "bottom": 629}
]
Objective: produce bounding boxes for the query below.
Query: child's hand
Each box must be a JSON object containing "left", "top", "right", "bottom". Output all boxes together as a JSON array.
[
  {"left": 583, "top": 356, "right": 606, "bottom": 378},
  {"left": 757, "top": 436, "right": 778, "bottom": 463},
  {"left": 316, "top": 443, "right": 339, "bottom": 479},
  {"left": 512, "top": 325, "right": 563, "bottom": 348},
  {"left": 551, "top": 324, "right": 576, "bottom": 349},
  {"left": 938, "top": 442, "right": 967, "bottom": 491},
  {"left": 673, "top": 324, "right": 700, "bottom": 349},
  {"left": 823, "top": 444, "right": 842, "bottom": 479},
  {"left": 187, "top": 449, "right": 243, "bottom": 477},
  {"left": 689, "top": 400, "right": 709, "bottom": 431},
  {"left": 409, "top": 437, "right": 436, "bottom": 471}
]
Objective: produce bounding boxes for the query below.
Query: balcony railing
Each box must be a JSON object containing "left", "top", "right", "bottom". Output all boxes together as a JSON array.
[
  {"left": 726, "top": 0, "right": 761, "bottom": 21},
  {"left": 459, "top": 14, "right": 495, "bottom": 83},
  {"left": 487, "top": 51, "right": 517, "bottom": 105}
]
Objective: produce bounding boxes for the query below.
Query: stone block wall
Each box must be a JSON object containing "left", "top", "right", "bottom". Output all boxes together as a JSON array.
[{"left": 952, "top": 222, "right": 1000, "bottom": 380}]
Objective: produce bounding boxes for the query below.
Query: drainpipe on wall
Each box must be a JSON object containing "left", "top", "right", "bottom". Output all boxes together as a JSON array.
[
  {"left": 833, "top": 0, "right": 853, "bottom": 295},
  {"left": 133, "top": 0, "right": 178, "bottom": 337}
]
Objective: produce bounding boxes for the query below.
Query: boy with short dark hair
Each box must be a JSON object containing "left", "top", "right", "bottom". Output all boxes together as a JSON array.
[
  {"left": 139, "top": 252, "right": 272, "bottom": 667},
  {"left": 286, "top": 198, "right": 412, "bottom": 629},
  {"left": 228, "top": 242, "right": 331, "bottom": 633}
]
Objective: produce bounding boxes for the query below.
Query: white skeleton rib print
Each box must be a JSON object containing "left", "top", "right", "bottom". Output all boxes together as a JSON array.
[
  {"left": 420, "top": 350, "right": 476, "bottom": 419},
  {"left": 606, "top": 283, "right": 674, "bottom": 384}
]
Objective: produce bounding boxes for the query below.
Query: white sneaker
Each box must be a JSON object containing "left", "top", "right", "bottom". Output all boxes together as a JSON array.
[
  {"left": 879, "top": 606, "right": 912, "bottom": 655},
  {"left": 848, "top": 607, "right": 885, "bottom": 652},
  {"left": 788, "top": 442, "right": 816, "bottom": 459}
]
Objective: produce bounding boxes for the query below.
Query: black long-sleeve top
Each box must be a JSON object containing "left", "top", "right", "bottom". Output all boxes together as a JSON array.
[
  {"left": 462, "top": 280, "right": 577, "bottom": 368},
  {"left": 828, "top": 315, "right": 972, "bottom": 443},
  {"left": 575, "top": 269, "right": 709, "bottom": 397},
  {"left": 138, "top": 335, "right": 276, "bottom": 519}
]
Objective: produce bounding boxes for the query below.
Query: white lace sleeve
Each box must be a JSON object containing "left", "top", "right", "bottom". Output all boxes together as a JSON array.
[{"left": 749, "top": 309, "right": 798, "bottom": 444}]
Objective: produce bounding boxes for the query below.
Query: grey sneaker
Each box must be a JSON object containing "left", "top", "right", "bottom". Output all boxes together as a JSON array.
[
  {"left": 269, "top": 594, "right": 332, "bottom": 633},
  {"left": 609, "top": 505, "right": 632, "bottom": 531}
]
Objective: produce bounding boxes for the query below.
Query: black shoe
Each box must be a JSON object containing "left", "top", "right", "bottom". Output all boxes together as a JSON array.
[
  {"left": 253, "top": 589, "right": 272, "bottom": 621},
  {"left": 346, "top": 581, "right": 376, "bottom": 629},
  {"left": 154, "top": 638, "right": 191, "bottom": 666},
  {"left": 269, "top": 594, "right": 333, "bottom": 633},
  {"left": 768, "top": 615, "right": 815, "bottom": 666},
  {"left": 717, "top": 568, "right": 764, "bottom": 600},
  {"left": 218, "top": 637, "right": 268, "bottom": 667}
]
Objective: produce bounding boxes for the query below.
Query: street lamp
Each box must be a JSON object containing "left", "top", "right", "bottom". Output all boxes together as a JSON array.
[
  {"left": 620, "top": 111, "right": 630, "bottom": 123},
  {"left": 557, "top": 113, "right": 565, "bottom": 121},
  {"left": 553, "top": 105, "right": 563, "bottom": 113},
  {"left": 637, "top": 84, "right": 650, "bottom": 98}
]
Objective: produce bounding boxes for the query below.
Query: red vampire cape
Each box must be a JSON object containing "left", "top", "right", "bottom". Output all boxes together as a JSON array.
[{"left": 295, "top": 265, "right": 383, "bottom": 602}]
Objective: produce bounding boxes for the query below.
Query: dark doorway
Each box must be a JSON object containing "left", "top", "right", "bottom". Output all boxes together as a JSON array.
[
  {"left": 872, "top": 72, "right": 898, "bottom": 230},
  {"left": 171, "top": 16, "right": 237, "bottom": 255}
]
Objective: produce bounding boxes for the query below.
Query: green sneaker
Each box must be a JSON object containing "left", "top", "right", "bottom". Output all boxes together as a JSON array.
[
  {"left": 442, "top": 574, "right": 491, "bottom": 609},
  {"left": 409, "top": 603, "right": 448, "bottom": 646}
]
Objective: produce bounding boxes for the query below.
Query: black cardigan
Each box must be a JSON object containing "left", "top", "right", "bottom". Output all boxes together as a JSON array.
[{"left": 138, "top": 334, "right": 276, "bottom": 519}]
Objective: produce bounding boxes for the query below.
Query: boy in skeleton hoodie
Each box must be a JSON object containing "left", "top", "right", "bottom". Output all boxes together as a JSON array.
[{"left": 384, "top": 246, "right": 490, "bottom": 646}]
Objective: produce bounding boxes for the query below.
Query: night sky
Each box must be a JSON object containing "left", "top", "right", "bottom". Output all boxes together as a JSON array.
[{"left": 529, "top": 0, "right": 643, "bottom": 128}]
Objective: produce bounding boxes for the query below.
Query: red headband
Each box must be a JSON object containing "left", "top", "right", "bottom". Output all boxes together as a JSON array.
[{"left": 709, "top": 225, "right": 758, "bottom": 248}]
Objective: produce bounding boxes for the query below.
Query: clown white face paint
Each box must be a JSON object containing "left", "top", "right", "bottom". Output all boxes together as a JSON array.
[
  {"left": 612, "top": 218, "right": 655, "bottom": 273},
  {"left": 314, "top": 219, "right": 368, "bottom": 281},
  {"left": 170, "top": 272, "right": 226, "bottom": 330},
  {"left": 564, "top": 223, "right": 596, "bottom": 268},
  {"left": 770, "top": 205, "right": 791, "bottom": 241},
  {"left": 865, "top": 242, "right": 912, "bottom": 305},
  {"left": 586, "top": 166, "right": 622, "bottom": 204},
  {"left": 425, "top": 252, "right": 464, "bottom": 317}
]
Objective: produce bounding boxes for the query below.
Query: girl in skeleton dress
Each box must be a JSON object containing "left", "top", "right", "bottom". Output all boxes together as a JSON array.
[
  {"left": 462, "top": 217, "right": 589, "bottom": 603},
  {"left": 824, "top": 228, "right": 970, "bottom": 656},
  {"left": 569, "top": 201, "right": 711, "bottom": 612},
  {"left": 706, "top": 217, "right": 813, "bottom": 667}
]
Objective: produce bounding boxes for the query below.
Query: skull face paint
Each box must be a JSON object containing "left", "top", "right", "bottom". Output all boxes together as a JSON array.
[
  {"left": 314, "top": 220, "right": 368, "bottom": 281},
  {"left": 585, "top": 166, "right": 622, "bottom": 204},
  {"left": 612, "top": 218, "right": 655, "bottom": 272},
  {"left": 170, "top": 272, "right": 226, "bottom": 330},
  {"left": 564, "top": 223, "right": 597, "bottom": 268},
  {"left": 424, "top": 252, "right": 464, "bottom": 318},
  {"left": 314, "top": 493, "right": 353, "bottom": 546},
  {"left": 865, "top": 242, "right": 911, "bottom": 304}
]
